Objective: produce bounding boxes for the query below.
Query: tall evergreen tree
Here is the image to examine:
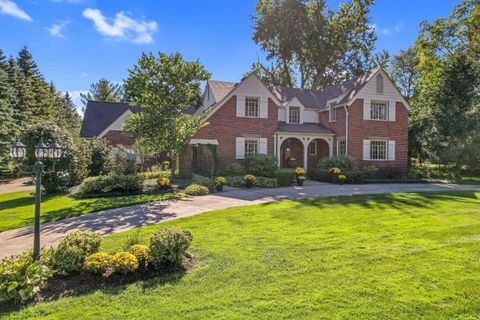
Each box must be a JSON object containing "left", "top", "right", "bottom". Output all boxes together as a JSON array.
[
  {"left": 56, "top": 92, "right": 81, "bottom": 132},
  {"left": 0, "top": 51, "right": 18, "bottom": 165},
  {"left": 80, "top": 78, "right": 124, "bottom": 105}
]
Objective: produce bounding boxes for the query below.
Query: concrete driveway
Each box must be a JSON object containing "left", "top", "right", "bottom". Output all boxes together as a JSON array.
[{"left": 1, "top": 182, "right": 479, "bottom": 258}]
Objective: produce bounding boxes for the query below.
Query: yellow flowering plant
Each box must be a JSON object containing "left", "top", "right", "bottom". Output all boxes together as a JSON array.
[
  {"left": 294, "top": 167, "right": 305, "bottom": 175},
  {"left": 329, "top": 167, "right": 341, "bottom": 175},
  {"left": 157, "top": 177, "right": 171, "bottom": 187}
]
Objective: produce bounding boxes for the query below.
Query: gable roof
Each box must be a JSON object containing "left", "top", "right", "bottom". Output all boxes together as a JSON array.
[
  {"left": 80, "top": 101, "right": 142, "bottom": 138},
  {"left": 271, "top": 68, "right": 379, "bottom": 109},
  {"left": 206, "top": 68, "right": 380, "bottom": 110}
]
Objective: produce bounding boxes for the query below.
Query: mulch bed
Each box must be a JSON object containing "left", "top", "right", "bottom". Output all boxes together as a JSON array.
[{"left": 35, "top": 253, "right": 197, "bottom": 303}]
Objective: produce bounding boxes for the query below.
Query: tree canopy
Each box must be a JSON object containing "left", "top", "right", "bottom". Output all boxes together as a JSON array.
[{"left": 80, "top": 78, "right": 124, "bottom": 106}]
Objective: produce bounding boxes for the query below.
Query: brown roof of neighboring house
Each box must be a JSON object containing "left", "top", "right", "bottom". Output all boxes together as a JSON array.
[{"left": 207, "top": 68, "right": 380, "bottom": 109}]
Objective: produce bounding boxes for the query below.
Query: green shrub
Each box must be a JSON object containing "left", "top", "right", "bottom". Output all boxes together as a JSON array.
[
  {"left": 0, "top": 251, "right": 52, "bottom": 303},
  {"left": 244, "top": 154, "right": 277, "bottom": 177},
  {"left": 112, "top": 152, "right": 137, "bottom": 175},
  {"left": 316, "top": 156, "right": 377, "bottom": 183},
  {"left": 111, "top": 252, "right": 139, "bottom": 274},
  {"left": 84, "top": 252, "right": 112, "bottom": 275},
  {"left": 253, "top": 177, "right": 279, "bottom": 188},
  {"left": 192, "top": 174, "right": 213, "bottom": 189},
  {"left": 226, "top": 176, "right": 244, "bottom": 187},
  {"left": 53, "top": 231, "right": 102, "bottom": 275},
  {"left": 87, "top": 138, "right": 113, "bottom": 176},
  {"left": 308, "top": 167, "right": 330, "bottom": 182},
  {"left": 122, "top": 231, "right": 141, "bottom": 251},
  {"left": 74, "top": 174, "right": 144, "bottom": 197},
  {"left": 274, "top": 168, "right": 295, "bottom": 186},
  {"left": 139, "top": 170, "right": 171, "bottom": 180},
  {"left": 128, "top": 245, "right": 150, "bottom": 267},
  {"left": 185, "top": 184, "right": 209, "bottom": 196},
  {"left": 221, "top": 163, "right": 245, "bottom": 177},
  {"left": 149, "top": 228, "right": 193, "bottom": 267},
  {"left": 318, "top": 155, "right": 359, "bottom": 173}
]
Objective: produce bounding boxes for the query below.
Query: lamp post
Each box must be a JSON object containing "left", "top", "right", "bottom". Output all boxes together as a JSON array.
[{"left": 10, "top": 138, "right": 62, "bottom": 261}]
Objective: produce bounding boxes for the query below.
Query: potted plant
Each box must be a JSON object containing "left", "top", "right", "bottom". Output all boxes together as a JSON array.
[
  {"left": 296, "top": 175, "right": 305, "bottom": 186},
  {"left": 162, "top": 160, "right": 171, "bottom": 170},
  {"left": 213, "top": 176, "right": 227, "bottom": 192},
  {"left": 329, "top": 167, "right": 341, "bottom": 184},
  {"left": 243, "top": 174, "right": 256, "bottom": 188},
  {"left": 157, "top": 177, "right": 170, "bottom": 190},
  {"left": 338, "top": 174, "right": 346, "bottom": 185},
  {"left": 293, "top": 166, "right": 305, "bottom": 179}
]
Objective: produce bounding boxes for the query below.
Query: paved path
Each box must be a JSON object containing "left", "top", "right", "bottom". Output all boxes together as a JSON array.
[
  {"left": 1, "top": 183, "right": 480, "bottom": 258},
  {"left": 0, "top": 178, "right": 34, "bottom": 195}
]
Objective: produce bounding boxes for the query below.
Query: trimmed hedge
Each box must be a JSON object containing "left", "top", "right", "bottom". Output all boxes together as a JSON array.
[
  {"left": 74, "top": 174, "right": 144, "bottom": 197},
  {"left": 274, "top": 169, "right": 295, "bottom": 186},
  {"left": 253, "top": 177, "right": 280, "bottom": 188},
  {"left": 244, "top": 154, "right": 278, "bottom": 178}
]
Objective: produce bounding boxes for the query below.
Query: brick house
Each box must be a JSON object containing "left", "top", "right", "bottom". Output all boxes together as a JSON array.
[{"left": 80, "top": 68, "right": 409, "bottom": 176}]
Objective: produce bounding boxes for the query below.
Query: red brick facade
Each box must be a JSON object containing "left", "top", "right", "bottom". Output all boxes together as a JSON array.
[
  {"left": 104, "top": 131, "right": 136, "bottom": 147},
  {"left": 180, "top": 95, "right": 279, "bottom": 172}
]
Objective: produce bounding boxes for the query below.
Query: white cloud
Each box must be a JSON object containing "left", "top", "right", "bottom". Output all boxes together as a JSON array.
[
  {"left": 0, "top": 0, "right": 32, "bottom": 21},
  {"left": 51, "top": 0, "right": 84, "bottom": 3},
  {"left": 80, "top": 72, "right": 88, "bottom": 78},
  {"left": 82, "top": 8, "right": 158, "bottom": 44},
  {"left": 369, "top": 22, "right": 403, "bottom": 36},
  {"left": 46, "top": 20, "right": 71, "bottom": 38}
]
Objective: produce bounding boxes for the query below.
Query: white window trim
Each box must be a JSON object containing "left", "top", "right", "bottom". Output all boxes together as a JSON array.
[
  {"left": 370, "top": 100, "right": 389, "bottom": 121},
  {"left": 245, "top": 96, "right": 260, "bottom": 118},
  {"left": 369, "top": 140, "right": 388, "bottom": 161},
  {"left": 329, "top": 106, "right": 337, "bottom": 122},
  {"left": 289, "top": 106, "right": 301, "bottom": 124},
  {"left": 337, "top": 139, "right": 346, "bottom": 155}
]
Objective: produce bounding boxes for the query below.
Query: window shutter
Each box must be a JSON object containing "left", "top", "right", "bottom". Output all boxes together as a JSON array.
[
  {"left": 236, "top": 96, "right": 245, "bottom": 117},
  {"left": 388, "top": 101, "right": 396, "bottom": 121},
  {"left": 388, "top": 140, "right": 395, "bottom": 160},
  {"left": 363, "top": 99, "right": 371, "bottom": 120},
  {"left": 259, "top": 138, "right": 268, "bottom": 154},
  {"left": 363, "top": 140, "right": 371, "bottom": 160},
  {"left": 236, "top": 137, "right": 245, "bottom": 159},
  {"left": 260, "top": 97, "right": 268, "bottom": 118}
]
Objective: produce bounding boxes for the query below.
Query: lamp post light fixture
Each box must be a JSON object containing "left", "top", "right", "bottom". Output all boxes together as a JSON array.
[{"left": 10, "top": 138, "right": 63, "bottom": 261}]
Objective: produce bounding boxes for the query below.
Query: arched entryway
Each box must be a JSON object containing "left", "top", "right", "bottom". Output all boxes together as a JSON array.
[
  {"left": 280, "top": 138, "right": 304, "bottom": 168},
  {"left": 307, "top": 139, "right": 330, "bottom": 168}
]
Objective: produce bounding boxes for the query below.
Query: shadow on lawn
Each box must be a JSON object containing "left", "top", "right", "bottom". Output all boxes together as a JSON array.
[
  {"left": 0, "top": 254, "right": 196, "bottom": 316},
  {"left": 0, "top": 195, "right": 35, "bottom": 211},
  {"left": 286, "top": 190, "right": 480, "bottom": 213}
]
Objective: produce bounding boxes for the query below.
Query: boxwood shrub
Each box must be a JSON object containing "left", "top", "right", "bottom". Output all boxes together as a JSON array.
[
  {"left": 244, "top": 154, "right": 278, "bottom": 178},
  {"left": 149, "top": 228, "right": 193, "bottom": 267},
  {"left": 74, "top": 174, "right": 144, "bottom": 197},
  {"left": 274, "top": 168, "right": 295, "bottom": 186},
  {"left": 253, "top": 177, "right": 280, "bottom": 188}
]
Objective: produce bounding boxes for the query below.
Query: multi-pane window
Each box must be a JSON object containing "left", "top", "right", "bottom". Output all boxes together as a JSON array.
[
  {"left": 338, "top": 140, "right": 346, "bottom": 155},
  {"left": 370, "top": 140, "right": 387, "bottom": 160},
  {"left": 330, "top": 107, "right": 337, "bottom": 122},
  {"left": 245, "top": 97, "right": 259, "bottom": 117},
  {"left": 309, "top": 141, "right": 317, "bottom": 155},
  {"left": 289, "top": 106, "right": 300, "bottom": 123},
  {"left": 370, "top": 100, "right": 388, "bottom": 120},
  {"left": 245, "top": 139, "right": 258, "bottom": 156}
]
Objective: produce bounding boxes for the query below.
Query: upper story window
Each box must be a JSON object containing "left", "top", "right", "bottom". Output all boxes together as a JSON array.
[
  {"left": 329, "top": 107, "right": 337, "bottom": 122},
  {"left": 289, "top": 106, "right": 300, "bottom": 123},
  {"left": 376, "top": 74, "right": 384, "bottom": 94},
  {"left": 245, "top": 97, "right": 259, "bottom": 117},
  {"left": 370, "top": 140, "right": 387, "bottom": 160},
  {"left": 245, "top": 139, "right": 258, "bottom": 156},
  {"left": 370, "top": 100, "right": 388, "bottom": 120}
]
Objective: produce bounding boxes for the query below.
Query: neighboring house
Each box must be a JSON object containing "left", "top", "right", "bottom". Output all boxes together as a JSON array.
[{"left": 80, "top": 68, "right": 409, "bottom": 176}]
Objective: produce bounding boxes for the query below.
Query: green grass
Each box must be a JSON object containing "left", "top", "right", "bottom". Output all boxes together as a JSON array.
[
  {"left": 2, "top": 191, "right": 480, "bottom": 319},
  {"left": 0, "top": 191, "right": 185, "bottom": 232}
]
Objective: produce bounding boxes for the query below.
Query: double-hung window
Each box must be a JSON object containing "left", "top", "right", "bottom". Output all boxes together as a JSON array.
[
  {"left": 330, "top": 107, "right": 337, "bottom": 122},
  {"left": 289, "top": 106, "right": 300, "bottom": 124},
  {"left": 245, "top": 97, "right": 259, "bottom": 117},
  {"left": 370, "top": 100, "right": 388, "bottom": 120},
  {"left": 309, "top": 141, "right": 317, "bottom": 155},
  {"left": 245, "top": 139, "right": 258, "bottom": 156},
  {"left": 370, "top": 140, "right": 387, "bottom": 160}
]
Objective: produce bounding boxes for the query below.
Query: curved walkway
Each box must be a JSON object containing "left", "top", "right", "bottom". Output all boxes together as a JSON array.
[{"left": 1, "top": 182, "right": 479, "bottom": 258}]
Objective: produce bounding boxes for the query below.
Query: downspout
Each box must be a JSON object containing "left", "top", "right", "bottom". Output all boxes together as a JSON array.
[{"left": 344, "top": 105, "right": 349, "bottom": 155}]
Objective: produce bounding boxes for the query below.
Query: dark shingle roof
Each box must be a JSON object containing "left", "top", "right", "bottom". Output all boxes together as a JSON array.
[
  {"left": 207, "top": 68, "right": 379, "bottom": 110},
  {"left": 277, "top": 122, "right": 334, "bottom": 134},
  {"left": 80, "top": 101, "right": 142, "bottom": 138},
  {"left": 271, "top": 68, "right": 379, "bottom": 109}
]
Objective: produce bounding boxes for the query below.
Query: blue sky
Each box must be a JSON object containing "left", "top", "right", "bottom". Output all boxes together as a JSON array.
[{"left": 0, "top": 0, "right": 459, "bottom": 111}]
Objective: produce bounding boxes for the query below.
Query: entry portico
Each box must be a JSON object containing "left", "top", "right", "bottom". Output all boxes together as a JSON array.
[{"left": 274, "top": 122, "right": 334, "bottom": 168}]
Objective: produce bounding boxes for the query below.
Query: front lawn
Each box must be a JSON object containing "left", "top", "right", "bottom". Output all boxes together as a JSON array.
[
  {"left": 0, "top": 191, "right": 185, "bottom": 232},
  {"left": 2, "top": 191, "right": 480, "bottom": 319}
]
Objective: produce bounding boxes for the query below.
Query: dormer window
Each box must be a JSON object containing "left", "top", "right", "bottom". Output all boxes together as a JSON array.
[
  {"left": 289, "top": 106, "right": 300, "bottom": 123},
  {"left": 245, "top": 97, "right": 260, "bottom": 117},
  {"left": 376, "top": 74, "right": 384, "bottom": 94}
]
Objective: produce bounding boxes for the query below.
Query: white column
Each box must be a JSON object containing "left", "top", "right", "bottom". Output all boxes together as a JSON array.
[
  {"left": 302, "top": 138, "right": 309, "bottom": 169},
  {"left": 276, "top": 136, "right": 282, "bottom": 167},
  {"left": 328, "top": 138, "right": 333, "bottom": 157}
]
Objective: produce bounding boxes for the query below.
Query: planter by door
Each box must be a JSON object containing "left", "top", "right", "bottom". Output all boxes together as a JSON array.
[
  {"left": 245, "top": 181, "right": 253, "bottom": 188},
  {"left": 331, "top": 175, "right": 338, "bottom": 184}
]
